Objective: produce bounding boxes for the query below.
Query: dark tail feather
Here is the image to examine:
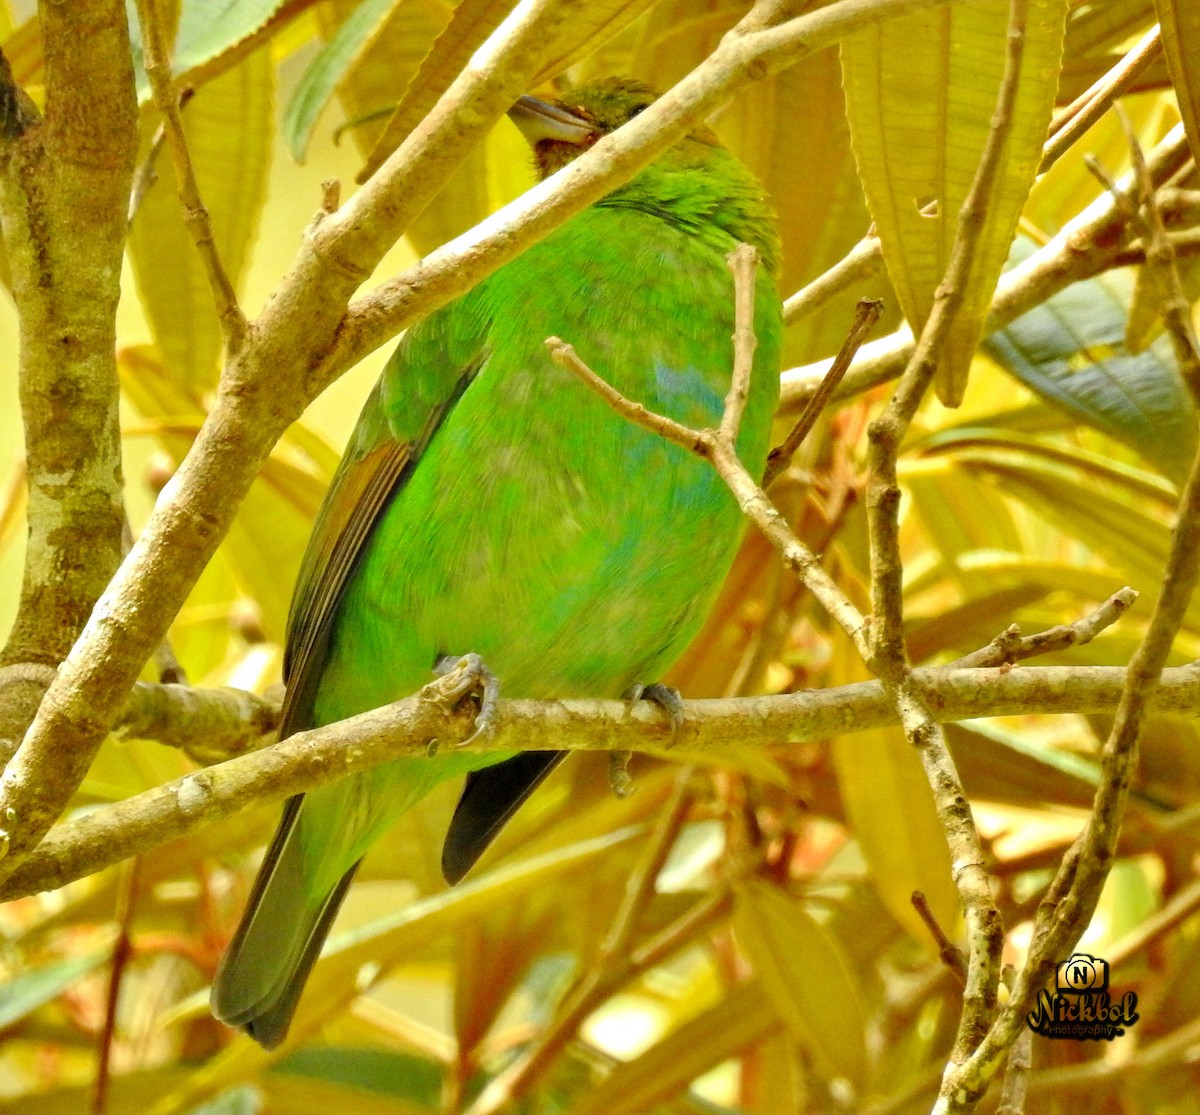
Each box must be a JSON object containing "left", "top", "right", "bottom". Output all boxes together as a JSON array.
[
  {"left": 211, "top": 794, "right": 359, "bottom": 1049},
  {"left": 442, "top": 751, "right": 567, "bottom": 884}
]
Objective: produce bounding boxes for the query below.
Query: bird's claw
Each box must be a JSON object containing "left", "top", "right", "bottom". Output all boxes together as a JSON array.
[
  {"left": 427, "top": 653, "right": 500, "bottom": 747},
  {"left": 608, "top": 750, "right": 635, "bottom": 799},
  {"left": 625, "top": 682, "right": 685, "bottom": 746}
]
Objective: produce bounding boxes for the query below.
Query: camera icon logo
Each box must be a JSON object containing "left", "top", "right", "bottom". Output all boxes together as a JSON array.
[{"left": 1057, "top": 953, "right": 1109, "bottom": 992}]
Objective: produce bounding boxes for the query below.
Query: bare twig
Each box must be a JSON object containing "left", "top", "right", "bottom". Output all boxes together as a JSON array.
[
  {"left": 994, "top": 1028, "right": 1032, "bottom": 1115},
  {"left": 949, "top": 588, "right": 1138, "bottom": 669},
  {"left": 128, "top": 87, "right": 194, "bottom": 222},
  {"left": 913, "top": 890, "right": 967, "bottom": 984},
  {"left": 783, "top": 235, "right": 884, "bottom": 324},
  {"left": 764, "top": 298, "right": 882, "bottom": 488},
  {"left": 1040, "top": 24, "right": 1162, "bottom": 173},
  {"left": 121, "top": 519, "right": 188, "bottom": 686},
  {"left": 91, "top": 859, "right": 140, "bottom": 1115},
  {"left": 133, "top": 0, "right": 246, "bottom": 353},
  {"left": 721, "top": 243, "right": 760, "bottom": 442}
]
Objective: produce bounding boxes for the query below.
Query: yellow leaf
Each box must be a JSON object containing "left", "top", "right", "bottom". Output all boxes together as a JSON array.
[
  {"left": 129, "top": 46, "right": 273, "bottom": 392},
  {"left": 1157, "top": 0, "right": 1200, "bottom": 166},
  {"left": 733, "top": 879, "right": 867, "bottom": 1088},
  {"left": 831, "top": 723, "right": 960, "bottom": 949},
  {"left": 842, "top": 0, "right": 1068, "bottom": 403}
]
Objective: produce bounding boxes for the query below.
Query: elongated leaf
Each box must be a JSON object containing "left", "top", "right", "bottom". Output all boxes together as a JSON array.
[
  {"left": 946, "top": 721, "right": 1104, "bottom": 813},
  {"left": 831, "top": 716, "right": 959, "bottom": 952},
  {"left": 128, "top": 0, "right": 296, "bottom": 100},
  {"left": 939, "top": 443, "right": 1200, "bottom": 632},
  {"left": 719, "top": 50, "right": 898, "bottom": 365},
  {"left": 174, "top": 0, "right": 292, "bottom": 74},
  {"left": 118, "top": 348, "right": 328, "bottom": 642},
  {"left": 733, "top": 880, "right": 867, "bottom": 1088},
  {"left": 842, "top": 0, "right": 1068, "bottom": 404},
  {"left": 275, "top": 1048, "right": 440, "bottom": 1109},
  {"left": 0, "top": 949, "right": 111, "bottom": 1029},
  {"left": 282, "top": 0, "right": 400, "bottom": 162},
  {"left": 983, "top": 238, "right": 1199, "bottom": 484},
  {"left": 355, "top": 0, "right": 513, "bottom": 182},
  {"left": 129, "top": 46, "right": 274, "bottom": 391},
  {"left": 1155, "top": 0, "right": 1200, "bottom": 165}
]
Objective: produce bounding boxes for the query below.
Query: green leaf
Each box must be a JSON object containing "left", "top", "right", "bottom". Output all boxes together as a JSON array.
[
  {"left": 842, "top": 0, "right": 1069, "bottom": 403},
  {"left": 732, "top": 880, "right": 868, "bottom": 1088},
  {"left": 174, "top": 0, "right": 290, "bottom": 74},
  {"left": 274, "top": 1048, "right": 441, "bottom": 1108},
  {"left": 282, "top": 0, "right": 400, "bottom": 163},
  {"left": 128, "top": 0, "right": 293, "bottom": 101},
  {"left": 0, "top": 949, "right": 111, "bottom": 1029},
  {"left": 185, "top": 1084, "right": 261, "bottom": 1115},
  {"left": 984, "top": 238, "right": 1199, "bottom": 483}
]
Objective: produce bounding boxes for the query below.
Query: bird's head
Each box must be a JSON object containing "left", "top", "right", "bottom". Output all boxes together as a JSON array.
[{"left": 508, "top": 77, "right": 780, "bottom": 276}]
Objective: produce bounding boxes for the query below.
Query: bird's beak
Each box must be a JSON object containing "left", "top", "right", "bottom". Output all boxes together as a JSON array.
[{"left": 507, "top": 94, "right": 594, "bottom": 146}]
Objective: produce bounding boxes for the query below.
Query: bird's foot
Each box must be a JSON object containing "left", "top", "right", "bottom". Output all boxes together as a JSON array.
[
  {"left": 426, "top": 653, "right": 500, "bottom": 747},
  {"left": 624, "top": 682, "right": 685, "bottom": 745},
  {"left": 609, "top": 750, "right": 635, "bottom": 799}
]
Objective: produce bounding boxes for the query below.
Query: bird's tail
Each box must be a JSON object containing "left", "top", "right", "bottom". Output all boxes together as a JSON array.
[{"left": 211, "top": 794, "right": 358, "bottom": 1049}]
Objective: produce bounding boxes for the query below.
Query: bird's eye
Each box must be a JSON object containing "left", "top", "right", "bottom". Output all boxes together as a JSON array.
[{"left": 628, "top": 103, "right": 648, "bottom": 118}]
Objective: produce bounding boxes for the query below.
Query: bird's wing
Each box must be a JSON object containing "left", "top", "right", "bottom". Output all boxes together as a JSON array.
[{"left": 280, "top": 322, "right": 488, "bottom": 739}]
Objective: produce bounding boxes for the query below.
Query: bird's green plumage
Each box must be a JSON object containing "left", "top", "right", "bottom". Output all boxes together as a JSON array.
[{"left": 211, "top": 77, "right": 782, "bottom": 1048}]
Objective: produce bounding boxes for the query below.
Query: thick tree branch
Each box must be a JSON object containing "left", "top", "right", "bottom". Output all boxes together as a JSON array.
[
  {"left": 5, "top": 660, "right": 1200, "bottom": 904},
  {"left": 0, "top": 4, "right": 137, "bottom": 761}
]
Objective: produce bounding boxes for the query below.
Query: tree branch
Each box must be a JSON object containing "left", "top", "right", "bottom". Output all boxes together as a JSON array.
[
  {"left": 6, "top": 660, "right": 1200, "bottom": 904},
  {"left": 0, "top": 3, "right": 137, "bottom": 757},
  {"left": 133, "top": 0, "right": 247, "bottom": 353},
  {"left": 935, "top": 104, "right": 1200, "bottom": 1115}
]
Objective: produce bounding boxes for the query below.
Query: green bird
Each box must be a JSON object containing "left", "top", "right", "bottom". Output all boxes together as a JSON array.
[{"left": 211, "top": 77, "right": 782, "bottom": 1048}]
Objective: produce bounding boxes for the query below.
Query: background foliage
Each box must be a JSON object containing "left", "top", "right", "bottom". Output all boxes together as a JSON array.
[{"left": 1, "top": 0, "right": 1199, "bottom": 1112}]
